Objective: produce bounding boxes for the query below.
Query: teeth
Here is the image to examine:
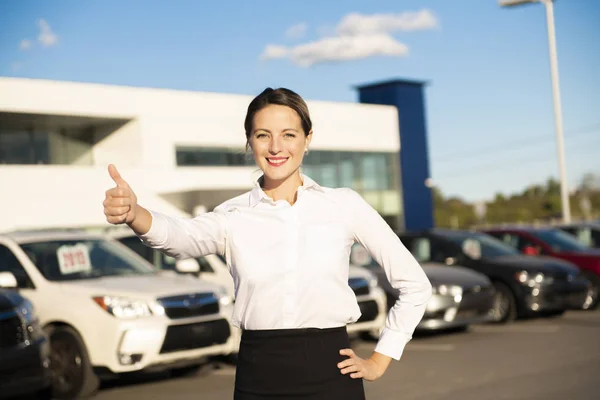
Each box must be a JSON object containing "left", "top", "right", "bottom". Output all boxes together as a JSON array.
[{"left": 268, "top": 159, "right": 286, "bottom": 164}]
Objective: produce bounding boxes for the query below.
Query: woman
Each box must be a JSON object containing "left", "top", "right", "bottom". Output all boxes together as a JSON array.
[{"left": 103, "top": 87, "right": 432, "bottom": 399}]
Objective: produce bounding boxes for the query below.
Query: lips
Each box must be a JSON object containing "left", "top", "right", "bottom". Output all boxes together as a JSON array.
[{"left": 266, "top": 158, "right": 288, "bottom": 167}]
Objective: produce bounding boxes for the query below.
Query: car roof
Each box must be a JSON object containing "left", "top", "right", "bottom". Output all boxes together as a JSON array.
[
  {"left": 398, "top": 228, "right": 480, "bottom": 237},
  {"left": 556, "top": 222, "right": 600, "bottom": 229},
  {"left": 483, "top": 226, "right": 566, "bottom": 235},
  {"left": 1, "top": 229, "right": 107, "bottom": 244}
]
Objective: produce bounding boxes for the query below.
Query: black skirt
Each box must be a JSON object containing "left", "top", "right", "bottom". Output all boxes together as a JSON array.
[{"left": 234, "top": 326, "right": 366, "bottom": 400}]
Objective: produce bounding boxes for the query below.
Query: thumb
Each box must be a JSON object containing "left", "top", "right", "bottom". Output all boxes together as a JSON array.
[{"left": 108, "top": 164, "right": 128, "bottom": 188}]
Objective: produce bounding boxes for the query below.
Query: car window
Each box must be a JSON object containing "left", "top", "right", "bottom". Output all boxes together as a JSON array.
[
  {"left": 529, "top": 229, "right": 590, "bottom": 252},
  {"left": 401, "top": 236, "right": 455, "bottom": 264},
  {"left": 592, "top": 230, "right": 600, "bottom": 248},
  {"left": 0, "top": 244, "right": 35, "bottom": 288},
  {"left": 442, "top": 231, "right": 519, "bottom": 259},
  {"left": 197, "top": 257, "right": 214, "bottom": 273},
  {"left": 497, "top": 233, "right": 519, "bottom": 249},
  {"left": 20, "top": 239, "right": 157, "bottom": 281},
  {"left": 118, "top": 236, "right": 154, "bottom": 264},
  {"left": 516, "top": 235, "right": 545, "bottom": 255}
]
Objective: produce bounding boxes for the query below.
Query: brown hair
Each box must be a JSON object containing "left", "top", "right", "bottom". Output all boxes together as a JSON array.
[{"left": 244, "top": 88, "right": 312, "bottom": 148}]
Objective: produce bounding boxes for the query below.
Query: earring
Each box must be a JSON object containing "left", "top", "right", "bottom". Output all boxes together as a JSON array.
[{"left": 304, "top": 148, "right": 309, "bottom": 155}]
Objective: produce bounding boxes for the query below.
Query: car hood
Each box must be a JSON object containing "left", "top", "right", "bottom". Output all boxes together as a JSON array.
[
  {"left": 421, "top": 263, "right": 491, "bottom": 289},
  {"left": 490, "top": 255, "right": 579, "bottom": 276},
  {"left": 58, "top": 271, "right": 225, "bottom": 300}
]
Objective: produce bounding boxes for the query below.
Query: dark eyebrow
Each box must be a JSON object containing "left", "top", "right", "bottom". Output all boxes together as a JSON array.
[{"left": 253, "top": 128, "right": 299, "bottom": 134}]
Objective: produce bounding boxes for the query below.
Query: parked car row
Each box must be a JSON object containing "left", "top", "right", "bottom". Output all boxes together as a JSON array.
[{"left": 1, "top": 224, "right": 594, "bottom": 399}]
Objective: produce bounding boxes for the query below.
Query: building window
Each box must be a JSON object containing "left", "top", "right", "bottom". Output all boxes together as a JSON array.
[
  {"left": 175, "top": 146, "right": 403, "bottom": 229},
  {"left": 176, "top": 147, "right": 253, "bottom": 167}
]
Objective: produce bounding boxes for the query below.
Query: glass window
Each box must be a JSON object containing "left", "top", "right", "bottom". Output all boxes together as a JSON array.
[
  {"left": 0, "top": 245, "right": 34, "bottom": 288},
  {"left": 319, "top": 152, "right": 338, "bottom": 187},
  {"left": 197, "top": 257, "right": 214, "bottom": 273},
  {"left": 530, "top": 229, "right": 590, "bottom": 252},
  {"left": 118, "top": 236, "right": 155, "bottom": 265},
  {"left": 442, "top": 231, "right": 520, "bottom": 259},
  {"left": 411, "top": 238, "right": 432, "bottom": 263},
  {"left": 338, "top": 152, "right": 355, "bottom": 188},
  {"left": 0, "top": 131, "right": 33, "bottom": 164},
  {"left": 360, "top": 153, "right": 379, "bottom": 191},
  {"left": 515, "top": 236, "right": 545, "bottom": 255},
  {"left": 20, "top": 239, "right": 157, "bottom": 281}
]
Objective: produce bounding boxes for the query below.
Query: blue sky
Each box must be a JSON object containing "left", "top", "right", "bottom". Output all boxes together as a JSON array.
[{"left": 1, "top": 0, "right": 599, "bottom": 202}]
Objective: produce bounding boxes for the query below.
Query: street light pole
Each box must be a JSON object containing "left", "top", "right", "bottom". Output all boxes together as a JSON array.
[{"left": 499, "top": 0, "right": 571, "bottom": 223}]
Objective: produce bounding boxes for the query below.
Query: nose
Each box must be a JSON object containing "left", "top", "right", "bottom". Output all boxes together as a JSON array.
[{"left": 268, "top": 137, "right": 281, "bottom": 154}]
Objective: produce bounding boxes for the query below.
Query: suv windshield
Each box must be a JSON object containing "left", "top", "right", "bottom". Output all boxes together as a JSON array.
[
  {"left": 531, "top": 229, "right": 590, "bottom": 252},
  {"left": 20, "top": 239, "right": 157, "bottom": 281},
  {"left": 441, "top": 231, "right": 520, "bottom": 259}
]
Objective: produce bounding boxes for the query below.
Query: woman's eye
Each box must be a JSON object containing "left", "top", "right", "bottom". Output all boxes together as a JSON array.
[
  {"left": 284, "top": 133, "right": 296, "bottom": 138},
  {"left": 255, "top": 133, "right": 267, "bottom": 138}
]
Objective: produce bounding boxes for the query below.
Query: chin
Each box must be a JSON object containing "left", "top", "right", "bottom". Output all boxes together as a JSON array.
[{"left": 262, "top": 166, "right": 298, "bottom": 183}]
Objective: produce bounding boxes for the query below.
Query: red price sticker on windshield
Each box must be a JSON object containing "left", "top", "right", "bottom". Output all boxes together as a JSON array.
[{"left": 57, "top": 244, "right": 92, "bottom": 275}]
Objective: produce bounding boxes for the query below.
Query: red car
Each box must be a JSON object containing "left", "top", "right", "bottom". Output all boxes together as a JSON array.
[{"left": 482, "top": 227, "right": 600, "bottom": 310}]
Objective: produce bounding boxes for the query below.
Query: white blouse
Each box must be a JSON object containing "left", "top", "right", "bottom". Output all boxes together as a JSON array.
[{"left": 139, "top": 174, "right": 432, "bottom": 360}]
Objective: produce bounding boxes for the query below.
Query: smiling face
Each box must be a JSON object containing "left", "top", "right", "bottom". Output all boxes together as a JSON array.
[{"left": 249, "top": 104, "right": 312, "bottom": 185}]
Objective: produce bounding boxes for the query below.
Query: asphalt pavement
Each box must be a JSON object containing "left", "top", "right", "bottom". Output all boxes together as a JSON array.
[{"left": 85, "top": 310, "right": 600, "bottom": 399}]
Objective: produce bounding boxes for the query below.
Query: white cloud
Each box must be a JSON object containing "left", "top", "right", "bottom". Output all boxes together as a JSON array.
[
  {"left": 260, "top": 45, "right": 289, "bottom": 60},
  {"left": 19, "top": 39, "right": 32, "bottom": 50},
  {"left": 336, "top": 9, "right": 438, "bottom": 36},
  {"left": 38, "top": 19, "right": 58, "bottom": 47},
  {"left": 285, "top": 23, "right": 308, "bottom": 39},
  {"left": 262, "top": 34, "right": 408, "bottom": 67},
  {"left": 259, "top": 9, "right": 436, "bottom": 67}
]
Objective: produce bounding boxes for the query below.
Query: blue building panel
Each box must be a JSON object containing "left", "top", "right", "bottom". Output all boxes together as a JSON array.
[{"left": 356, "top": 79, "right": 434, "bottom": 231}]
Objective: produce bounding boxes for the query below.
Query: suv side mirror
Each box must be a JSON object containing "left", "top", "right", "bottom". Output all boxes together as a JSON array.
[
  {"left": 175, "top": 258, "right": 200, "bottom": 274},
  {"left": 523, "top": 246, "right": 539, "bottom": 256},
  {"left": 0, "top": 272, "right": 18, "bottom": 288}
]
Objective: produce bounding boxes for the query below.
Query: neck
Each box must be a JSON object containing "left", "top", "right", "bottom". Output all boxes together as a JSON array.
[{"left": 261, "top": 171, "right": 303, "bottom": 205}]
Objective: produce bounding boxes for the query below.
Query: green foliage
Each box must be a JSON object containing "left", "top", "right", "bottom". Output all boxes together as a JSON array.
[{"left": 434, "top": 173, "right": 600, "bottom": 229}]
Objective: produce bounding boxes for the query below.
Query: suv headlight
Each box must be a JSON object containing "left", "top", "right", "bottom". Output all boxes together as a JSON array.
[
  {"left": 93, "top": 296, "right": 153, "bottom": 319},
  {"left": 215, "top": 286, "right": 233, "bottom": 307},
  {"left": 432, "top": 284, "right": 463, "bottom": 297},
  {"left": 515, "top": 271, "right": 554, "bottom": 286}
]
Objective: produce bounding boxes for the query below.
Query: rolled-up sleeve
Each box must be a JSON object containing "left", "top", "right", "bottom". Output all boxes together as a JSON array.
[
  {"left": 342, "top": 189, "right": 432, "bottom": 361},
  {"left": 137, "top": 209, "right": 229, "bottom": 259}
]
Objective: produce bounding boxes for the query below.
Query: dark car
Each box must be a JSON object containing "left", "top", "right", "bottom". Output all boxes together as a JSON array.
[
  {"left": 0, "top": 274, "right": 51, "bottom": 399},
  {"left": 351, "top": 244, "right": 495, "bottom": 332},
  {"left": 555, "top": 223, "right": 600, "bottom": 249},
  {"left": 397, "top": 229, "right": 590, "bottom": 323},
  {"left": 482, "top": 227, "right": 600, "bottom": 309}
]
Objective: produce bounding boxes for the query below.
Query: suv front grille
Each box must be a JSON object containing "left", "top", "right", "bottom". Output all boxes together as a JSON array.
[
  {"left": 160, "top": 318, "right": 231, "bottom": 353},
  {"left": 157, "top": 292, "right": 220, "bottom": 319},
  {"left": 349, "top": 278, "right": 370, "bottom": 296},
  {"left": 0, "top": 311, "right": 25, "bottom": 349}
]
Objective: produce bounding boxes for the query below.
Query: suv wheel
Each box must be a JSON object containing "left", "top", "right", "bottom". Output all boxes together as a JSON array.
[
  {"left": 490, "top": 281, "right": 517, "bottom": 323},
  {"left": 46, "top": 325, "right": 99, "bottom": 399}
]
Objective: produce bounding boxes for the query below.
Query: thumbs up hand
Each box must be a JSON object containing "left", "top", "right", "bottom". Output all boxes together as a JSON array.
[{"left": 103, "top": 164, "right": 138, "bottom": 225}]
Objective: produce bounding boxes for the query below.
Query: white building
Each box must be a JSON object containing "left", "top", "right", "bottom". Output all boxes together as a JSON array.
[{"left": 0, "top": 77, "right": 404, "bottom": 233}]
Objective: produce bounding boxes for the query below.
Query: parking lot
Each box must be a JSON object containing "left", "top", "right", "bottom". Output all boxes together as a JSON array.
[{"left": 84, "top": 310, "right": 600, "bottom": 400}]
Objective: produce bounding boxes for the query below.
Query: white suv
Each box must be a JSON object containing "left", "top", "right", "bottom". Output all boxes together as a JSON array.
[
  {"left": 112, "top": 231, "right": 387, "bottom": 341},
  {"left": 0, "top": 230, "right": 238, "bottom": 399}
]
